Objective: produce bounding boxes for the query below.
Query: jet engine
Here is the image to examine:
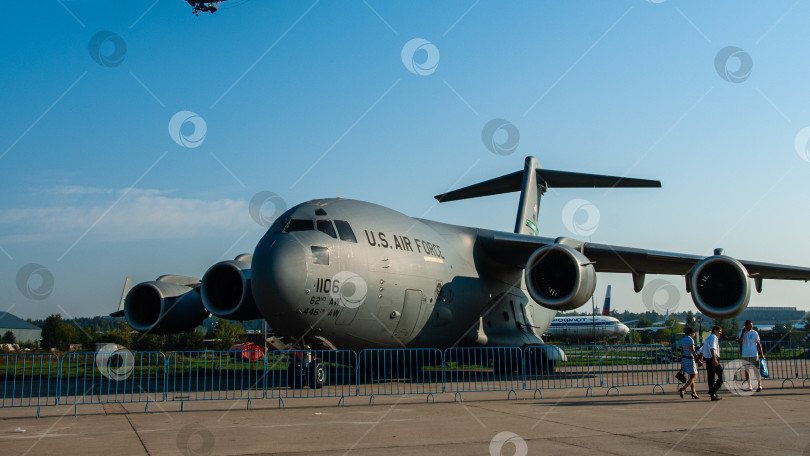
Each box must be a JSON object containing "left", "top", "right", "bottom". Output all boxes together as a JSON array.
[
  {"left": 688, "top": 255, "right": 751, "bottom": 319},
  {"left": 525, "top": 244, "right": 597, "bottom": 311},
  {"left": 124, "top": 276, "right": 208, "bottom": 334},
  {"left": 200, "top": 254, "right": 262, "bottom": 321}
]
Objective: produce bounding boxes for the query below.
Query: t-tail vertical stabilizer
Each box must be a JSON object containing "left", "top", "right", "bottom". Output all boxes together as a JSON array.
[
  {"left": 514, "top": 156, "right": 541, "bottom": 236},
  {"left": 433, "top": 156, "right": 661, "bottom": 236}
]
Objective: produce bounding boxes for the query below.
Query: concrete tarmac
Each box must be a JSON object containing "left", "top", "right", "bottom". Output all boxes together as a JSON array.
[{"left": 1, "top": 380, "right": 809, "bottom": 455}]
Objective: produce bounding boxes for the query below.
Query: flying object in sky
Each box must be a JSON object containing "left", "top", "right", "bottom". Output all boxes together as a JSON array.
[
  {"left": 185, "top": 0, "right": 225, "bottom": 15},
  {"left": 115, "top": 156, "right": 810, "bottom": 383}
]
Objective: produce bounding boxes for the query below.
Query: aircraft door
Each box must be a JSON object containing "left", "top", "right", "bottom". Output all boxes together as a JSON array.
[{"left": 394, "top": 289, "right": 423, "bottom": 339}]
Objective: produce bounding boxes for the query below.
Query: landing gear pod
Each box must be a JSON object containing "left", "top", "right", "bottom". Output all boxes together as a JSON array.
[
  {"left": 525, "top": 244, "right": 597, "bottom": 311},
  {"left": 688, "top": 255, "right": 751, "bottom": 319}
]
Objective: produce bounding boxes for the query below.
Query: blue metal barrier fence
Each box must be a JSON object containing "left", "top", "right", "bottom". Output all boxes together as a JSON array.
[
  {"left": 524, "top": 346, "right": 600, "bottom": 397},
  {"left": 2, "top": 342, "right": 808, "bottom": 414},
  {"left": 1, "top": 353, "right": 58, "bottom": 415},
  {"left": 443, "top": 347, "right": 524, "bottom": 400},
  {"left": 356, "top": 348, "right": 442, "bottom": 404},
  {"left": 59, "top": 351, "right": 165, "bottom": 414}
]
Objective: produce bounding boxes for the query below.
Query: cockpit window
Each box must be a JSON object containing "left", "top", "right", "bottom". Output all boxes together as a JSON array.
[
  {"left": 334, "top": 220, "right": 357, "bottom": 243},
  {"left": 269, "top": 216, "right": 289, "bottom": 233},
  {"left": 311, "top": 246, "right": 329, "bottom": 265},
  {"left": 283, "top": 219, "right": 314, "bottom": 232},
  {"left": 268, "top": 206, "right": 298, "bottom": 233},
  {"left": 316, "top": 220, "right": 337, "bottom": 238}
]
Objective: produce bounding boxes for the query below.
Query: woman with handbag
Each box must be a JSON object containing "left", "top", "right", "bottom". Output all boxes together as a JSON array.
[{"left": 678, "top": 327, "right": 702, "bottom": 399}]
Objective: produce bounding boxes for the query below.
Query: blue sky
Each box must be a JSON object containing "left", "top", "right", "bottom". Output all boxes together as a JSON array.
[{"left": 2, "top": 0, "right": 810, "bottom": 321}]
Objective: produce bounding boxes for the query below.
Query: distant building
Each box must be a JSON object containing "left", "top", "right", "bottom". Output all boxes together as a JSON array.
[
  {"left": 0, "top": 312, "right": 42, "bottom": 344},
  {"left": 735, "top": 306, "right": 808, "bottom": 327}
]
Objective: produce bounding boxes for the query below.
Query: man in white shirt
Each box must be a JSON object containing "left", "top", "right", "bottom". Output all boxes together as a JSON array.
[
  {"left": 699, "top": 325, "right": 724, "bottom": 400},
  {"left": 739, "top": 320, "right": 766, "bottom": 392}
]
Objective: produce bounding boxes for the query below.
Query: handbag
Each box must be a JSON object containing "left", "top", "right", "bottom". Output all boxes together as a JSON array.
[
  {"left": 759, "top": 358, "right": 769, "bottom": 378},
  {"left": 675, "top": 369, "right": 687, "bottom": 383}
]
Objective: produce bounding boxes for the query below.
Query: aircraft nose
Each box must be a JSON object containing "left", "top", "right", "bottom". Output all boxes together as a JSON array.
[{"left": 251, "top": 232, "right": 308, "bottom": 319}]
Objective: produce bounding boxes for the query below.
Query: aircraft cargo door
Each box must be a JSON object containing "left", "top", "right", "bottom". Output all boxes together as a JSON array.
[{"left": 394, "top": 289, "right": 423, "bottom": 340}]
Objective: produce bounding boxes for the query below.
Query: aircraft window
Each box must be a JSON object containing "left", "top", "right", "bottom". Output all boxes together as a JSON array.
[
  {"left": 316, "top": 220, "right": 337, "bottom": 238},
  {"left": 315, "top": 208, "right": 327, "bottom": 216},
  {"left": 268, "top": 206, "right": 299, "bottom": 233},
  {"left": 311, "top": 246, "right": 329, "bottom": 265},
  {"left": 269, "top": 217, "right": 290, "bottom": 233},
  {"left": 283, "top": 219, "right": 314, "bottom": 232},
  {"left": 334, "top": 220, "right": 357, "bottom": 243}
]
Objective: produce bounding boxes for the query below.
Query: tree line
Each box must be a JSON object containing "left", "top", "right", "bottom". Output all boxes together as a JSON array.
[{"left": 28, "top": 314, "right": 256, "bottom": 353}]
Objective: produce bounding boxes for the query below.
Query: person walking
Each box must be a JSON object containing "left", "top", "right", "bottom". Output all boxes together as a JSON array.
[
  {"left": 678, "top": 327, "right": 702, "bottom": 399},
  {"left": 699, "top": 325, "right": 724, "bottom": 400},
  {"left": 739, "top": 320, "right": 765, "bottom": 392}
]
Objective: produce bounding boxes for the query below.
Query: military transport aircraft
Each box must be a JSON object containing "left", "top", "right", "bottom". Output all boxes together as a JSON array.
[{"left": 114, "top": 156, "right": 810, "bottom": 382}]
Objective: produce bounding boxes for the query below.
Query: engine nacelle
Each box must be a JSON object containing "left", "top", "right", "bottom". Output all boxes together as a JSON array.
[
  {"left": 688, "top": 255, "right": 751, "bottom": 319},
  {"left": 525, "top": 244, "right": 597, "bottom": 311},
  {"left": 200, "top": 256, "right": 262, "bottom": 321},
  {"left": 124, "top": 280, "right": 208, "bottom": 334}
]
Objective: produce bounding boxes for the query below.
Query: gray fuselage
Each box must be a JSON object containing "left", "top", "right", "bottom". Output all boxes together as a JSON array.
[{"left": 250, "top": 199, "right": 556, "bottom": 351}]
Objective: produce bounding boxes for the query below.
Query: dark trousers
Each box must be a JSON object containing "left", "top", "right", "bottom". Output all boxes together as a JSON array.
[{"left": 705, "top": 358, "right": 724, "bottom": 395}]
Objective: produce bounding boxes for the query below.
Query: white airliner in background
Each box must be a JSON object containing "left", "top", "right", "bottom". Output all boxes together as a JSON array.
[{"left": 545, "top": 286, "right": 630, "bottom": 340}]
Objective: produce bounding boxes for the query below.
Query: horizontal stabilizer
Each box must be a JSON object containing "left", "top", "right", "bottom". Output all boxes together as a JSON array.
[{"left": 435, "top": 168, "right": 660, "bottom": 202}]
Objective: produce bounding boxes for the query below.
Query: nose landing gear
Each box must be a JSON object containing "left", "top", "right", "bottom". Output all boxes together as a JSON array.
[{"left": 285, "top": 349, "right": 326, "bottom": 389}]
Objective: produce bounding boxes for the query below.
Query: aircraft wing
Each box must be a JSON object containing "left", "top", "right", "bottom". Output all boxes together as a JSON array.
[{"left": 479, "top": 230, "right": 810, "bottom": 282}]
